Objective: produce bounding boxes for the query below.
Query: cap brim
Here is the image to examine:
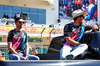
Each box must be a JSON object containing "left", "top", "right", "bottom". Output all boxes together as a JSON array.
[
  {"left": 73, "top": 12, "right": 88, "bottom": 19},
  {"left": 82, "top": 12, "right": 88, "bottom": 15}
]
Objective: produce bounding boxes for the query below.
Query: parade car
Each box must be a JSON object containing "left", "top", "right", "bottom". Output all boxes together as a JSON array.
[
  {"left": 36, "top": 31, "right": 100, "bottom": 60},
  {"left": 1, "top": 31, "right": 100, "bottom": 66}
]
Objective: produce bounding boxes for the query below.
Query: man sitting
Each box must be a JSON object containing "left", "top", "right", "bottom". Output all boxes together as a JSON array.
[
  {"left": 60, "top": 9, "right": 98, "bottom": 60},
  {"left": 7, "top": 17, "right": 39, "bottom": 60}
]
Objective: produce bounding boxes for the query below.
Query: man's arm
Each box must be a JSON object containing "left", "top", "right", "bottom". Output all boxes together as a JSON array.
[
  {"left": 25, "top": 33, "right": 29, "bottom": 55},
  {"left": 66, "top": 25, "right": 98, "bottom": 45},
  {"left": 64, "top": 23, "right": 81, "bottom": 45},
  {"left": 84, "top": 25, "right": 98, "bottom": 33},
  {"left": 8, "top": 43, "right": 19, "bottom": 55},
  {"left": 65, "top": 37, "right": 81, "bottom": 45},
  {"left": 25, "top": 43, "right": 29, "bottom": 55},
  {"left": 8, "top": 43, "right": 26, "bottom": 60}
]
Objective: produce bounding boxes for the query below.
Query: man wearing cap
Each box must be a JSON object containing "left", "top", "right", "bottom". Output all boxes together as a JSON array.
[
  {"left": 7, "top": 17, "right": 39, "bottom": 60},
  {"left": 60, "top": 9, "right": 98, "bottom": 60}
]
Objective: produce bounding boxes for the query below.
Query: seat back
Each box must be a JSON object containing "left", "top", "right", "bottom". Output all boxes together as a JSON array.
[
  {"left": 90, "top": 31, "right": 100, "bottom": 58},
  {"left": 48, "top": 36, "right": 64, "bottom": 53}
]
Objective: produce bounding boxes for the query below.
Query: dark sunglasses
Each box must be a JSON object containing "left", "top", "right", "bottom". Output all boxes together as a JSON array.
[
  {"left": 80, "top": 15, "right": 85, "bottom": 18},
  {"left": 79, "top": 15, "right": 85, "bottom": 19},
  {"left": 18, "top": 21, "right": 25, "bottom": 24}
]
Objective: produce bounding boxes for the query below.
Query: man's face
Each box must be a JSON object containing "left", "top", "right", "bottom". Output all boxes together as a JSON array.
[{"left": 15, "top": 19, "right": 24, "bottom": 28}]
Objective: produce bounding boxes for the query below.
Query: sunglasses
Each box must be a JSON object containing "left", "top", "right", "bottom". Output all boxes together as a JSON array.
[
  {"left": 18, "top": 21, "right": 25, "bottom": 24},
  {"left": 79, "top": 15, "right": 85, "bottom": 19}
]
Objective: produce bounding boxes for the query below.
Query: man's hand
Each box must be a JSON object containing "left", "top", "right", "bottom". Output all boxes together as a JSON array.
[
  {"left": 20, "top": 56, "right": 27, "bottom": 60},
  {"left": 65, "top": 37, "right": 81, "bottom": 45},
  {"left": 92, "top": 25, "right": 98, "bottom": 30}
]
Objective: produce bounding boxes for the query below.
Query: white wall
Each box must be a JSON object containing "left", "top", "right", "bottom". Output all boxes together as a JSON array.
[{"left": 46, "top": 0, "right": 59, "bottom": 25}]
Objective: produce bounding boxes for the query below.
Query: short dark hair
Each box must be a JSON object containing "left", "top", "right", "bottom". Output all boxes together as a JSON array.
[
  {"left": 15, "top": 17, "right": 23, "bottom": 22},
  {"left": 73, "top": 15, "right": 84, "bottom": 20},
  {"left": 73, "top": 17, "right": 78, "bottom": 20}
]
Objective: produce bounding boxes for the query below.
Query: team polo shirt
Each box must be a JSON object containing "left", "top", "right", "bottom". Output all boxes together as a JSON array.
[
  {"left": 7, "top": 29, "right": 28, "bottom": 54},
  {"left": 64, "top": 22, "right": 92, "bottom": 41}
]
